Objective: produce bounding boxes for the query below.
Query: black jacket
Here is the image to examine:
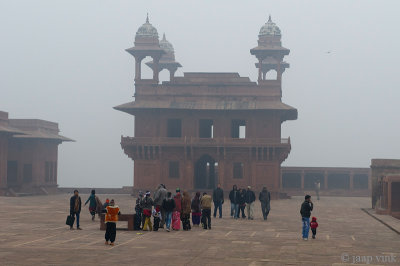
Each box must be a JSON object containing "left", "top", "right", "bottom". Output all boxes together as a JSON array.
[
  {"left": 229, "top": 189, "right": 240, "bottom": 204},
  {"left": 162, "top": 198, "right": 176, "bottom": 212},
  {"left": 70, "top": 195, "right": 82, "bottom": 214},
  {"left": 245, "top": 190, "right": 256, "bottom": 204},
  {"left": 238, "top": 191, "right": 246, "bottom": 205},
  {"left": 300, "top": 201, "right": 313, "bottom": 218},
  {"left": 213, "top": 188, "right": 224, "bottom": 203},
  {"left": 259, "top": 190, "right": 271, "bottom": 203}
]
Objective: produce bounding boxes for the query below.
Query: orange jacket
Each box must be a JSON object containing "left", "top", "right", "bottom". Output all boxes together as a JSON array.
[{"left": 105, "top": 205, "right": 120, "bottom": 223}]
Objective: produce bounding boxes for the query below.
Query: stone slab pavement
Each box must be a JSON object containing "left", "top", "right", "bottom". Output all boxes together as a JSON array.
[{"left": 0, "top": 194, "right": 398, "bottom": 266}]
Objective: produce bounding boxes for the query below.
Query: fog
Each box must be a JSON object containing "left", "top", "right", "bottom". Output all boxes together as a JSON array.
[{"left": 1, "top": 1, "right": 399, "bottom": 187}]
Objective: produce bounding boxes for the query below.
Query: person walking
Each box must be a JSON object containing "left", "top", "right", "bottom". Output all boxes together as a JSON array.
[
  {"left": 69, "top": 190, "right": 82, "bottom": 230},
  {"left": 135, "top": 191, "right": 144, "bottom": 229},
  {"left": 172, "top": 188, "right": 182, "bottom": 230},
  {"left": 181, "top": 191, "right": 192, "bottom": 231},
  {"left": 200, "top": 192, "right": 212, "bottom": 229},
  {"left": 104, "top": 199, "right": 120, "bottom": 246},
  {"left": 314, "top": 180, "right": 320, "bottom": 200},
  {"left": 300, "top": 195, "right": 314, "bottom": 240},
  {"left": 191, "top": 192, "right": 201, "bottom": 227},
  {"left": 229, "top": 185, "right": 240, "bottom": 219},
  {"left": 162, "top": 192, "right": 176, "bottom": 232},
  {"left": 245, "top": 186, "right": 256, "bottom": 220},
  {"left": 238, "top": 188, "right": 246, "bottom": 219},
  {"left": 310, "top": 216, "right": 319, "bottom": 239},
  {"left": 141, "top": 191, "right": 154, "bottom": 231},
  {"left": 259, "top": 187, "right": 271, "bottom": 220},
  {"left": 84, "top": 189, "right": 98, "bottom": 221},
  {"left": 154, "top": 184, "right": 167, "bottom": 228},
  {"left": 212, "top": 183, "right": 224, "bottom": 218}
]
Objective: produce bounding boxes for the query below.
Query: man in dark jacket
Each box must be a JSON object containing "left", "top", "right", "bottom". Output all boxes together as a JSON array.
[
  {"left": 300, "top": 195, "right": 314, "bottom": 240},
  {"left": 245, "top": 186, "right": 256, "bottom": 220},
  {"left": 259, "top": 187, "right": 271, "bottom": 220},
  {"left": 154, "top": 184, "right": 167, "bottom": 228},
  {"left": 213, "top": 183, "right": 224, "bottom": 218},
  {"left": 229, "top": 185, "right": 240, "bottom": 219},
  {"left": 69, "top": 190, "right": 82, "bottom": 230}
]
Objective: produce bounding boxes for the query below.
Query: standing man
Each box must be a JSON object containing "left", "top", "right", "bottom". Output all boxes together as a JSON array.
[
  {"left": 300, "top": 195, "right": 314, "bottom": 240},
  {"left": 259, "top": 187, "right": 271, "bottom": 220},
  {"left": 314, "top": 180, "right": 320, "bottom": 200},
  {"left": 154, "top": 184, "right": 167, "bottom": 228},
  {"left": 245, "top": 186, "right": 256, "bottom": 220},
  {"left": 213, "top": 183, "right": 224, "bottom": 218},
  {"left": 229, "top": 185, "right": 239, "bottom": 219},
  {"left": 69, "top": 190, "right": 82, "bottom": 230},
  {"left": 200, "top": 192, "right": 212, "bottom": 229},
  {"left": 104, "top": 199, "right": 120, "bottom": 246}
]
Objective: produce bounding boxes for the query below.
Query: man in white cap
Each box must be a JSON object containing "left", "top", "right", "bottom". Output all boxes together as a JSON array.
[{"left": 245, "top": 186, "right": 256, "bottom": 220}]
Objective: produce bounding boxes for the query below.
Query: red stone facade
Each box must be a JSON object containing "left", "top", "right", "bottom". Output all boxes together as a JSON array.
[
  {"left": 371, "top": 159, "right": 400, "bottom": 218},
  {"left": 115, "top": 16, "right": 297, "bottom": 196},
  {"left": 0, "top": 111, "right": 72, "bottom": 196}
]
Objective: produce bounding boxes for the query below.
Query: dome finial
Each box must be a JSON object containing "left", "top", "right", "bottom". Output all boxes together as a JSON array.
[
  {"left": 146, "top": 13, "right": 149, "bottom": 23},
  {"left": 162, "top": 33, "right": 166, "bottom": 41},
  {"left": 268, "top": 14, "right": 272, "bottom": 22}
]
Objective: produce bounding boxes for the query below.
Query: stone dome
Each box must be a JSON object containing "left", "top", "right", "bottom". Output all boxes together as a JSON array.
[
  {"left": 159, "top": 33, "right": 174, "bottom": 53},
  {"left": 135, "top": 14, "right": 159, "bottom": 38},
  {"left": 259, "top": 15, "right": 281, "bottom": 36}
]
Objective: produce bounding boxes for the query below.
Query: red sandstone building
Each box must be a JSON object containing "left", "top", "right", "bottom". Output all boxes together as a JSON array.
[
  {"left": 0, "top": 111, "right": 72, "bottom": 196},
  {"left": 371, "top": 159, "right": 400, "bottom": 219},
  {"left": 115, "top": 16, "right": 297, "bottom": 196}
]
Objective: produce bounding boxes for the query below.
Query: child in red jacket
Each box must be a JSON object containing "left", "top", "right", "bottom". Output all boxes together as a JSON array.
[{"left": 310, "top": 217, "right": 318, "bottom": 239}]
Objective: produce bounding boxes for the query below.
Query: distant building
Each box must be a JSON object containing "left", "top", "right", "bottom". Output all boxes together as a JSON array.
[
  {"left": 0, "top": 111, "right": 72, "bottom": 196},
  {"left": 281, "top": 166, "right": 370, "bottom": 196},
  {"left": 115, "top": 15, "right": 297, "bottom": 197}
]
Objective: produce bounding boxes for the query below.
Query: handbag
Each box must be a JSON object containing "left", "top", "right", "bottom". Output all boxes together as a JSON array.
[{"left": 66, "top": 215, "right": 75, "bottom": 226}]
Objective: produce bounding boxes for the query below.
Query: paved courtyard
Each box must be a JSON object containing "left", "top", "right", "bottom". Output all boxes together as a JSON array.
[{"left": 0, "top": 194, "right": 399, "bottom": 265}]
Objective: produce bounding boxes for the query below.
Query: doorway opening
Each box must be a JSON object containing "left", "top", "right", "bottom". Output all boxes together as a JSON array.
[{"left": 194, "top": 154, "right": 218, "bottom": 189}]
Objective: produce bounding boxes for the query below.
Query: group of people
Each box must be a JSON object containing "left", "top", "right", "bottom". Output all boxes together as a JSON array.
[
  {"left": 134, "top": 186, "right": 214, "bottom": 232},
  {"left": 226, "top": 185, "right": 271, "bottom": 221},
  {"left": 132, "top": 183, "right": 272, "bottom": 234},
  {"left": 68, "top": 186, "right": 318, "bottom": 245}
]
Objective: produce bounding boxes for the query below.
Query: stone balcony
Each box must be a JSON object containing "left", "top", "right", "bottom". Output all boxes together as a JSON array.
[{"left": 121, "top": 136, "right": 290, "bottom": 148}]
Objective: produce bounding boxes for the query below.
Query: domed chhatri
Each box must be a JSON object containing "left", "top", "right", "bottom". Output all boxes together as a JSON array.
[
  {"left": 259, "top": 15, "right": 281, "bottom": 37},
  {"left": 146, "top": 32, "right": 182, "bottom": 80},
  {"left": 135, "top": 14, "right": 159, "bottom": 39},
  {"left": 159, "top": 33, "right": 174, "bottom": 54}
]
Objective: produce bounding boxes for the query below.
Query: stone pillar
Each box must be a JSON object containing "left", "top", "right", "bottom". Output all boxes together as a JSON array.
[
  {"left": 218, "top": 160, "right": 224, "bottom": 189},
  {"left": 258, "top": 58, "right": 263, "bottom": 82},
  {"left": 388, "top": 181, "right": 392, "bottom": 214},
  {"left": 152, "top": 56, "right": 160, "bottom": 83},
  {"left": 135, "top": 56, "right": 143, "bottom": 80},
  {"left": 324, "top": 171, "right": 328, "bottom": 190},
  {"left": 169, "top": 67, "right": 177, "bottom": 81},
  {"left": 349, "top": 171, "right": 354, "bottom": 190},
  {"left": 0, "top": 136, "right": 8, "bottom": 191},
  {"left": 301, "top": 170, "right": 305, "bottom": 190},
  {"left": 277, "top": 61, "right": 282, "bottom": 81}
]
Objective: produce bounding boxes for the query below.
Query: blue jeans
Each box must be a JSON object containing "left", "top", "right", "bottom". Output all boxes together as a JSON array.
[
  {"left": 302, "top": 217, "right": 310, "bottom": 239},
  {"left": 213, "top": 202, "right": 222, "bottom": 218},
  {"left": 230, "top": 203, "right": 239, "bottom": 218},
  {"left": 165, "top": 212, "right": 172, "bottom": 229}
]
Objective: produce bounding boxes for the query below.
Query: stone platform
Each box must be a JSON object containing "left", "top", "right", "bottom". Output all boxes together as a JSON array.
[{"left": 0, "top": 194, "right": 398, "bottom": 265}]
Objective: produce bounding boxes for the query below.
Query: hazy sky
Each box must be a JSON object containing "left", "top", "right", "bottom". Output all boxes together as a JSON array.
[{"left": 1, "top": 1, "right": 399, "bottom": 187}]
